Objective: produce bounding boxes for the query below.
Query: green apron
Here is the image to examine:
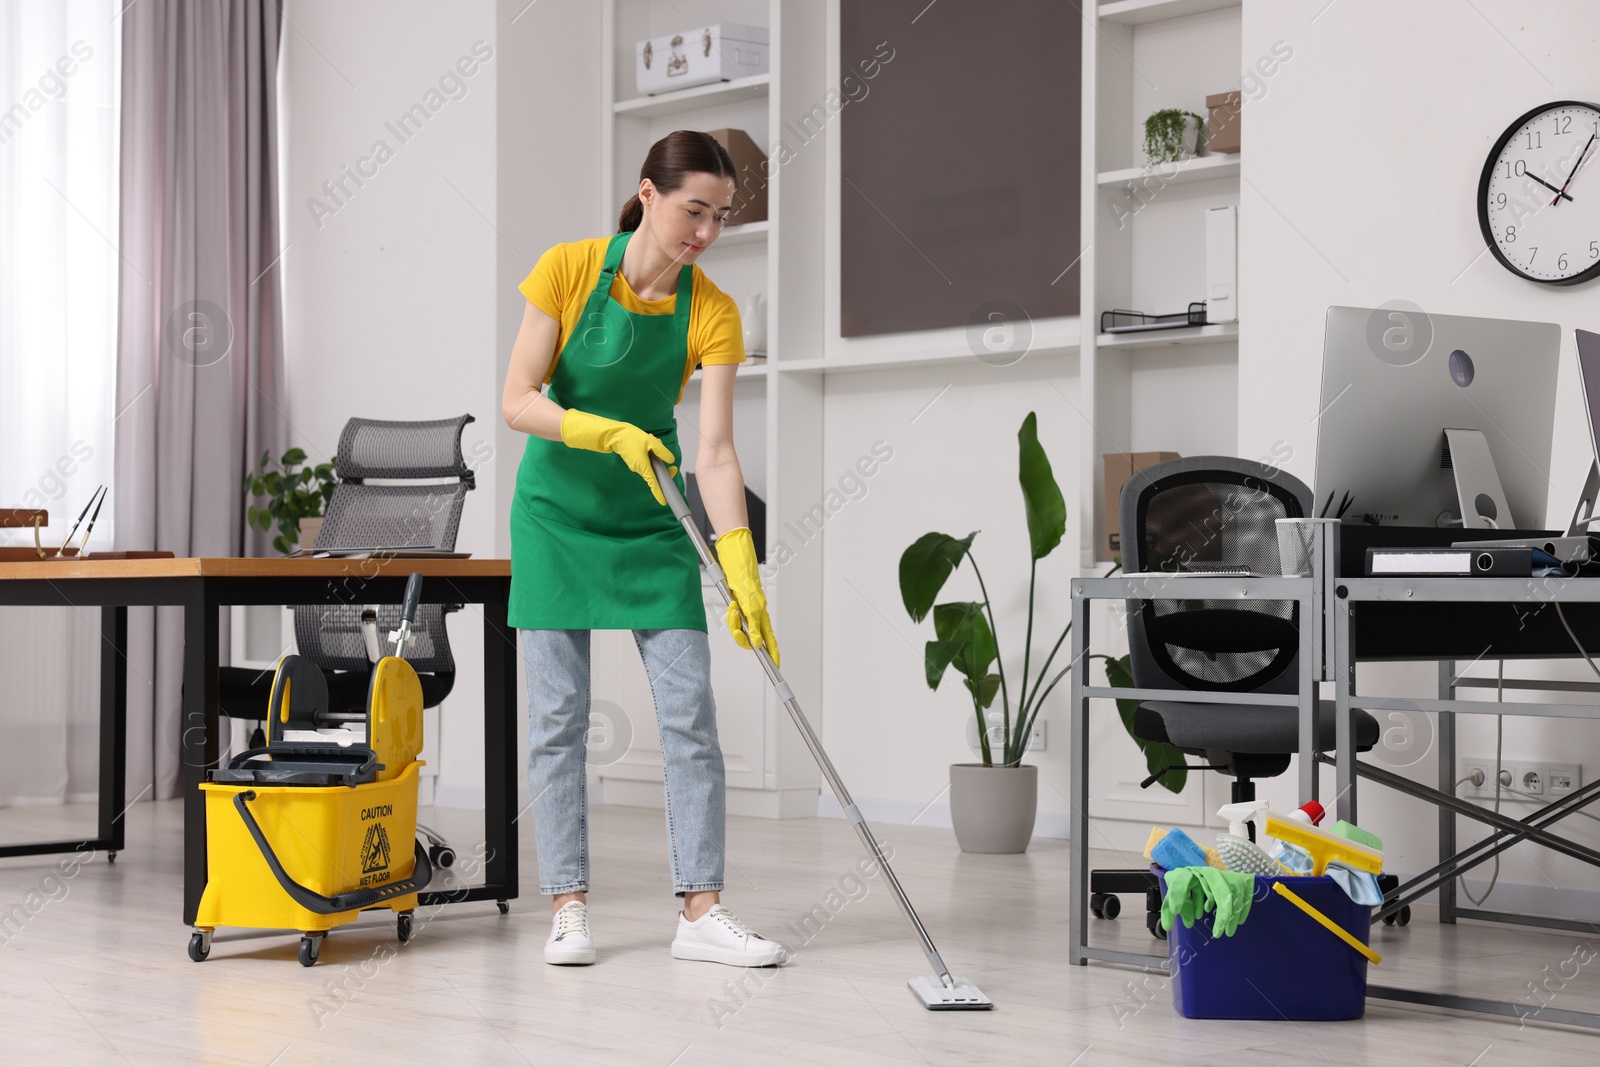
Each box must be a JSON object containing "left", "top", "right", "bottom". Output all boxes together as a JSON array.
[{"left": 509, "top": 231, "right": 706, "bottom": 632}]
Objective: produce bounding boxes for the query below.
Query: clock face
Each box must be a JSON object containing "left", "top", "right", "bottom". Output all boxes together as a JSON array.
[{"left": 1478, "top": 101, "right": 1600, "bottom": 285}]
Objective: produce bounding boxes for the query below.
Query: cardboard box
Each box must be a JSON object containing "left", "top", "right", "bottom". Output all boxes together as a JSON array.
[
  {"left": 1206, "top": 91, "right": 1241, "bottom": 153},
  {"left": 705, "top": 128, "right": 769, "bottom": 225},
  {"left": 1104, "top": 451, "right": 1181, "bottom": 559}
]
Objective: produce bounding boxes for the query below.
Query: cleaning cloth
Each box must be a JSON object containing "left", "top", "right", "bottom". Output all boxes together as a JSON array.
[
  {"left": 1160, "top": 866, "right": 1256, "bottom": 937},
  {"left": 1274, "top": 841, "right": 1316, "bottom": 875},
  {"left": 1325, "top": 861, "right": 1384, "bottom": 906}
]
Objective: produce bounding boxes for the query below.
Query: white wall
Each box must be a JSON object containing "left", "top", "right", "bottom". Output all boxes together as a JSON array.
[
  {"left": 280, "top": 0, "right": 499, "bottom": 805},
  {"left": 1241, "top": 0, "right": 1600, "bottom": 909},
  {"left": 817, "top": 362, "right": 1084, "bottom": 836}
]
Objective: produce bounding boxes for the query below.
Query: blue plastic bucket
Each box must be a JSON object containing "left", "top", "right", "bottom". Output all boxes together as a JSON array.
[{"left": 1163, "top": 870, "right": 1371, "bottom": 1020}]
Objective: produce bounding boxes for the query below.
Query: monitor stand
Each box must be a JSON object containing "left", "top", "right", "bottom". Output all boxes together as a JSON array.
[
  {"left": 1566, "top": 459, "right": 1600, "bottom": 538},
  {"left": 1444, "top": 428, "right": 1514, "bottom": 529},
  {"left": 1457, "top": 458, "right": 1599, "bottom": 563}
]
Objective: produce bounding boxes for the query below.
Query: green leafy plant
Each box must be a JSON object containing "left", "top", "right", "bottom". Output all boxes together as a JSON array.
[
  {"left": 1143, "top": 108, "right": 1204, "bottom": 165},
  {"left": 896, "top": 412, "right": 1186, "bottom": 793},
  {"left": 245, "top": 448, "right": 336, "bottom": 555}
]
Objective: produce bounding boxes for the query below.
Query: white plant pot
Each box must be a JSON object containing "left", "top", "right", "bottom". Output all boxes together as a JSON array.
[
  {"left": 949, "top": 763, "right": 1038, "bottom": 854},
  {"left": 296, "top": 516, "right": 324, "bottom": 554}
]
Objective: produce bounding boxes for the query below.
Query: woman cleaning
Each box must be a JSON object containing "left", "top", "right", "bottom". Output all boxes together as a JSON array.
[{"left": 501, "top": 130, "right": 787, "bottom": 969}]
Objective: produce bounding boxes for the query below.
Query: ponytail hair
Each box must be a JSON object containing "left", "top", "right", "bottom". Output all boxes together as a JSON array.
[{"left": 617, "top": 130, "right": 737, "bottom": 232}]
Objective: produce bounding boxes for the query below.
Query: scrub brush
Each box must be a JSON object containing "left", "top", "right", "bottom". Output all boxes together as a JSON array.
[{"left": 1215, "top": 832, "right": 1283, "bottom": 877}]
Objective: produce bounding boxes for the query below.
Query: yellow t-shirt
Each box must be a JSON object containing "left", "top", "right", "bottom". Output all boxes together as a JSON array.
[{"left": 519, "top": 236, "right": 745, "bottom": 404}]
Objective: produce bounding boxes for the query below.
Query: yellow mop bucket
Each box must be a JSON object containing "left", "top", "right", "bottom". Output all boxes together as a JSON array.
[{"left": 189, "top": 575, "right": 434, "bottom": 967}]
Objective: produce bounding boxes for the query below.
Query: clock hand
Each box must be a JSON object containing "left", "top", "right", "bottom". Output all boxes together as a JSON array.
[
  {"left": 1551, "top": 131, "right": 1597, "bottom": 205},
  {"left": 1524, "top": 171, "right": 1575, "bottom": 202}
]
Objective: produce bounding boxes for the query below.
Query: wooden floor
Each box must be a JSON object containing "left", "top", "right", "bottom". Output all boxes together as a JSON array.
[{"left": 0, "top": 799, "right": 1597, "bottom": 1065}]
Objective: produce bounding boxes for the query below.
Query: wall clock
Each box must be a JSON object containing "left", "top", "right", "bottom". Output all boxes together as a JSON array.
[{"left": 1478, "top": 100, "right": 1600, "bottom": 285}]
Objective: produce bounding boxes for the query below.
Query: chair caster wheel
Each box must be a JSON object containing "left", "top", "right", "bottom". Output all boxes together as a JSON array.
[
  {"left": 428, "top": 844, "right": 456, "bottom": 869},
  {"left": 1089, "top": 892, "right": 1120, "bottom": 920},
  {"left": 497, "top": 900, "right": 509, "bottom": 915},
  {"left": 1398, "top": 905, "right": 1411, "bottom": 926},
  {"left": 187, "top": 930, "right": 212, "bottom": 962},
  {"left": 299, "top": 934, "right": 323, "bottom": 967},
  {"left": 397, "top": 911, "right": 414, "bottom": 943}
]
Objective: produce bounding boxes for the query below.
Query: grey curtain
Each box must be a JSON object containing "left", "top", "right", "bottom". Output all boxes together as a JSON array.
[{"left": 113, "top": 1, "right": 286, "bottom": 801}]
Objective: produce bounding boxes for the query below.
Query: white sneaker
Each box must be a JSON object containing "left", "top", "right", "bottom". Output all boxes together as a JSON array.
[
  {"left": 671, "top": 903, "right": 789, "bottom": 967},
  {"left": 545, "top": 900, "right": 596, "bottom": 965}
]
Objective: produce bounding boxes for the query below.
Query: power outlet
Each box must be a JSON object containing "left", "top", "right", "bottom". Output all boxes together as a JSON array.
[
  {"left": 1459, "top": 759, "right": 1512, "bottom": 798},
  {"left": 1458, "top": 759, "right": 1490, "bottom": 797},
  {"left": 1547, "top": 764, "right": 1582, "bottom": 797},
  {"left": 966, "top": 718, "right": 1046, "bottom": 753},
  {"left": 1512, "top": 764, "right": 1545, "bottom": 797}
]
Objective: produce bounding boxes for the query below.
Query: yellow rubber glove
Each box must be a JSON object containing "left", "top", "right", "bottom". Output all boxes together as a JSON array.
[
  {"left": 560, "top": 409, "right": 677, "bottom": 506},
  {"left": 714, "top": 526, "right": 779, "bottom": 667}
]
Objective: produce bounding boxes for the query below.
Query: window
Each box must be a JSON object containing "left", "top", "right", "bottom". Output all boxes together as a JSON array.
[{"left": 0, "top": 0, "right": 121, "bottom": 549}]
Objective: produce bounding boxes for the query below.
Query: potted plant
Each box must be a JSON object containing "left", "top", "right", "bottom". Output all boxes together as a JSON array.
[
  {"left": 245, "top": 448, "right": 336, "bottom": 555},
  {"left": 899, "top": 414, "right": 1186, "bottom": 855},
  {"left": 1143, "top": 108, "right": 1205, "bottom": 166}
]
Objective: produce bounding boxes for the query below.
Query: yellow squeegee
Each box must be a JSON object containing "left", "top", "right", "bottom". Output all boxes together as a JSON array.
[{"left": 1263, "top": 813, "right": 1383, "bottom": 876}]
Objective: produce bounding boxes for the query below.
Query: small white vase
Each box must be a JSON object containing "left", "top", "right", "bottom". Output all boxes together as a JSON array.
[
  {"left": 742, "top": 293, "right": 767, "bottom": 354},
  {"left": 296, "top": 516, "right": 324, "bottom": 554}
]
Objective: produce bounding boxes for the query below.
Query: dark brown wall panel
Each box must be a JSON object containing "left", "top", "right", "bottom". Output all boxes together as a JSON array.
[{"left": 840, "top": 1, "right": 1081, "bottom": 338}]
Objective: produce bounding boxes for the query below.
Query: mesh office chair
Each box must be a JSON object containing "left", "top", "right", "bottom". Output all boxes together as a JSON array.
[
  {"left": 1088, "top": 456, "right": 1381, "bottom": 936},
  {"left": 221, "top": 415, "right": 476, "bottom": 864}
]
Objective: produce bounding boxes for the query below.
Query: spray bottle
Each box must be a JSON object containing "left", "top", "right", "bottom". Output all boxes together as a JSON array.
[{"left": 1214, "top": 801, "right": 1279, "bottom": 876}]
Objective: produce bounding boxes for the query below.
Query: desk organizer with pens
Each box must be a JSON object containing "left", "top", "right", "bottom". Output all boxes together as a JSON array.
[
  {"left": 189, "top": 573, "right": 433, "bottom": 967},
  {"left": 1159, "top": 865, "right": 1372, "bottom": 1020}
]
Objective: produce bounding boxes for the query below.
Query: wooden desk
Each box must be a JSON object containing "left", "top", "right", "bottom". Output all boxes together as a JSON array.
[{"left": 0, "top": 557, "right": 518, "bottom": 925}]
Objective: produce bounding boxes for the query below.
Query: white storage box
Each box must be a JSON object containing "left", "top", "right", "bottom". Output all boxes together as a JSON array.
[{"left": 635, "top": 23, "right": 769, "bottom": 96}]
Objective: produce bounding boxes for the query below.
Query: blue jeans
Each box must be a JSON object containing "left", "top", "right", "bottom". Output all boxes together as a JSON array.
[{"left": 520, "top": 627, "right": 726, "bottom": 898}]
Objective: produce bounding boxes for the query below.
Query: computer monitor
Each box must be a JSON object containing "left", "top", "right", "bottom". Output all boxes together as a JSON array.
[
  {"left": 1577, "top": 329, "right": 1600, "bottom": 466},
  {"left": 1313, "top": 306, "right": 1562, "bottom": 530},
  {"left": 1570, "top": 328, "right": 1600, "bottom": 535}
]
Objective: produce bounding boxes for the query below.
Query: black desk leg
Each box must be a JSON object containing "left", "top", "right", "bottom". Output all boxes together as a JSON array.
[
  {"left": 483, "top": 597, "right": 519, "bottom": 907},
  {"left": 97, "top": 605, "right": 128, "bottom": 856},
  {"left": 180, "top": 586, "right": 220, "bottom": 926}
]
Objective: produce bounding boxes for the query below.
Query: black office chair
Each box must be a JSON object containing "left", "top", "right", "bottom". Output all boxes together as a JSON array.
[
  {"left": 221, "top": 415, "right": 476, "bottom": 865},
  {"left": 1088, "top": 456, "right": 1382, "bottom": 937}
]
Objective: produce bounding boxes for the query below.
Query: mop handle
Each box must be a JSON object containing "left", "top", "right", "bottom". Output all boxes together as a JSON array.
[
  {"left": 649, "top": 457, "right": 954, "bottom": 982},
  {"left": 394, "top": 571, "right": 424, "bottom": 658}
]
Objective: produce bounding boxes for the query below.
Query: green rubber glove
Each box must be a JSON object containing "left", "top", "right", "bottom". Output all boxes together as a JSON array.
[
  {"left": 1160, "top": 868, "right": 1205, "bottom": 932},
  {"left": 714, "top": 526, "right": 780, "bottom": 668},
  {"left": 1193, "top": 866, "right": 1256, "bottom": 937},
  {"left": 560, "top": 408, "right": 677, "bottom": 506}
]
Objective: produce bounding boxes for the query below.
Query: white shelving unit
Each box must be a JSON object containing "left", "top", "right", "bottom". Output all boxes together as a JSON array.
[
  {"left": 611, "top": 72, "right": 772, "bottom": 118},
  {"left": 1078, "top": 0, "right": 1245, "bottom": 840},
  {"left": 1095, "top": 321, "right": 1239, "bottom": 351},
  {"left": 1097, "top": 152, "right": 1240, "bottom": 187},
  {"left": 1099, "top": 0, "right": 1241, "bottom": 26},
  {"left": 595, "top": 0, "right": 827, "bottom": 819},
  {"left": 1080, "top": 0, "right": 1244, "bottom": 567}
]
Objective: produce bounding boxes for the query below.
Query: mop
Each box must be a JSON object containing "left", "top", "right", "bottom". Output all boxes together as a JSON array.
[{"left": 650, "top": 457, "right": 993, "bottom": 1011}]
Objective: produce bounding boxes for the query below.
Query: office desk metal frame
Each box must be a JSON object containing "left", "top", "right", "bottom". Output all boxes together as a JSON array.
[
  {"left": 0, "top": 557, "right": 519, "bottom": 926},
  {"left": 1332, "top": 575, "right": 1600, "bottom": 1028},
  {"left": 1068, "top": 572, "right": 1324, "bottom": 970}
]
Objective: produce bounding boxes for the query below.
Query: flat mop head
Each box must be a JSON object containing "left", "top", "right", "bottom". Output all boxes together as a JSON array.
[{"left": 908, "top": 975, "right": 993, "bottom": 1010}]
